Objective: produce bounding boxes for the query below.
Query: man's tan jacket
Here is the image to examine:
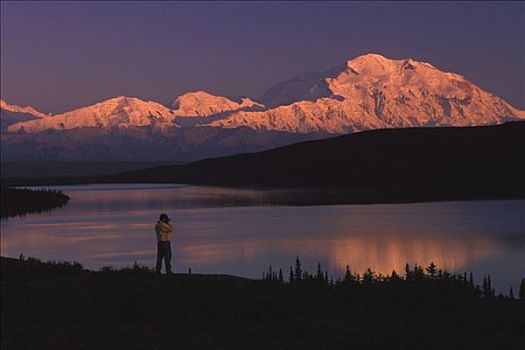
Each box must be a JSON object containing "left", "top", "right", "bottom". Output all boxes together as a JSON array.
[{"left": 155, "top": 221, "right": 173, "bottom": 242}]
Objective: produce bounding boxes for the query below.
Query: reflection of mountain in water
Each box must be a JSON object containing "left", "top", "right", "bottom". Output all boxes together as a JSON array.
[
  {"left": 328, "top": 235, "right": 496, "bottom": 275},
  {"left": 177, "top": 233, "right": 497, "bottom": 276}
]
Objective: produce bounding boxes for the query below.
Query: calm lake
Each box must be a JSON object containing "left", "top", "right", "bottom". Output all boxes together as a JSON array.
[{"left": 1, "top": 184, "right": 524, "bottom": 292}]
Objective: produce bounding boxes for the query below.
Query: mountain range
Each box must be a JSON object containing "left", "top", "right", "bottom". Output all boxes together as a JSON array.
[{"left": 2, "top": 54, "right": 523, "bottom": 161}]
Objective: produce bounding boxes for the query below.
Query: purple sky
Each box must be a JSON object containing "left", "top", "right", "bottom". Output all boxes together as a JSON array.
[{"left": 1, "top": 1, "right": 524, "bottom": 114}]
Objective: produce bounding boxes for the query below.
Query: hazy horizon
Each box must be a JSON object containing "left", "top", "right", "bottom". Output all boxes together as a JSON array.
[{"left": 1, "top": 1, "right": 524, "bottom": 114}]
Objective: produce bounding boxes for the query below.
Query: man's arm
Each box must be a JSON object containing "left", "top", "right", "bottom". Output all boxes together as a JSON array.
[{"left": 155, "top": 223, "right": 161, "bottom": 240}]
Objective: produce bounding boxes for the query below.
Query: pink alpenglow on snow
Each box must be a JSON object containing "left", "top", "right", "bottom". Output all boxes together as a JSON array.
[
  {"left": 210, "top": 54, "right": 525, "bottom": 133},
  {"left": 5, "top": 54, "right": 525, "bottom": 135}
]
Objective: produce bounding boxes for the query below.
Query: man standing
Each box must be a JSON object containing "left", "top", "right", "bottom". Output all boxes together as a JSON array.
[{"left": 155, "top": 213, "right": 173, "bottom": 274}]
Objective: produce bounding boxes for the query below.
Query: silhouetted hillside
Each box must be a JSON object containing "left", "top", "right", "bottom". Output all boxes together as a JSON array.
[
  {"left": 2, "top": 256, "right": 524, "bottom": 349},
  {"left": 109, "top": 122, "right": 525, "bottom": 203}
]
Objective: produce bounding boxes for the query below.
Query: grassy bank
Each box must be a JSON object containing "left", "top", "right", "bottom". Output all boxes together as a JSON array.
[
  {"left": 1, "top": 257, "right": 524, "bottom": 349},
  {"left": 0, "top": 187, "right": 70, "bottom": 218}
]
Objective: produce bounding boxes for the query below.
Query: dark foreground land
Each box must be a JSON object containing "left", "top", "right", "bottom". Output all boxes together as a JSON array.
[{"left": 1, "top": 257, "right": 524, "bottom": 350}]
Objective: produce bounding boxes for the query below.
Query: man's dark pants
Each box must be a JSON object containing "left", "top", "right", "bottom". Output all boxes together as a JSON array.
[{"left": 156, "top": 241, "right": 172, "bottom": 274}]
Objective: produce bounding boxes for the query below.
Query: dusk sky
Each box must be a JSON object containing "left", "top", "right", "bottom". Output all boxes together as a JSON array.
[{"left": 1, "top": 1, "right": 524, "bottom": 114}]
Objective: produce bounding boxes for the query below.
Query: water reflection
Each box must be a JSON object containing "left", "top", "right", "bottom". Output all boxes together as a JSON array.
[
  {"left": 176, "top": 233, "right": 497, "bottom": 274},
  {"left": 1, "top": 184, "right": 524, "bottom": 292}
]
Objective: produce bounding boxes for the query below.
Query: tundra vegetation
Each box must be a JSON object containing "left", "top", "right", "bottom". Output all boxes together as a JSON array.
[{"left": 1, "top": 256, "right": 524, "bottom": 349}]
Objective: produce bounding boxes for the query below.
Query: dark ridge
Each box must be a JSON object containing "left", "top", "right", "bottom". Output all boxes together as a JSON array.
[{"left": 107, "top": 121, "right": 525, "bottom": 203}]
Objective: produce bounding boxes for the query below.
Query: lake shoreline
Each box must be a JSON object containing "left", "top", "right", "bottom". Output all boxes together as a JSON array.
[
  {"left": 3, "top": 179, "right": 525, "bottom": 206},
  {"left": 0, "top": 187, "right": 70, "bottom": 219},
  {"left": 2, "top": 185, "right": 523, "bottom": 293}
]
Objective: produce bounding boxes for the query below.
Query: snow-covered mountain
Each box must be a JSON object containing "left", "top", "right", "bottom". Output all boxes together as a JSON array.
[
  {"left": 1, "top": 100, "right": 51, "bottom": 131},
  {"left": 210, "top": 54, "right": 525, "bottom": 133},
  {"left": 0, "top": 99, "right": 49, "bottom": 118},
  {"left": 171, "top": 91, "right": 263, "bottom": 117},
  {"left": 3, "top": 53, "right": 524, "bottom": 161},
  {"left": 7, "top": 92, "right": 264, "bottom": 133},
  {"left": 7, "top": 96, "right": 178, "bottom": 133}
]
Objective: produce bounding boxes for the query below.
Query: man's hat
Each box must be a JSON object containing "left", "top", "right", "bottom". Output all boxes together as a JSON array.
[{"left": 159, "top": 213, "right": 169, "bottom": 221}]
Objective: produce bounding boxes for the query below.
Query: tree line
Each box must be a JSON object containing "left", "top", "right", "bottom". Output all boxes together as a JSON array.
[
  {"left": 0, "top": 186, "right": 70, "bottom": 218},
  {"left": 262, "top": 257, "right": 525, "bottom": 302}
]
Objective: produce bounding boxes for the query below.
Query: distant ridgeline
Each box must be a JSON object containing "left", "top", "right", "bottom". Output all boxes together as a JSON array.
[
  {"left": 0, "top": 187, "right": 70, "bottom": 218},
  {"left": 102, "top": 121, "right": 525, "bottom": 203}
]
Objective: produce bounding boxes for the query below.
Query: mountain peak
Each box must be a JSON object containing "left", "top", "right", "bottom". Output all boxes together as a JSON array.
[
  {"left": 7, "top": 96, "right": 178, "bottom": 133},
  {"left": 107, "top": 96, "right": 135, "bottom": 102},
  {"left": 345, "top": 54, "right": 406, "bottom": 75},
  {"left": 347, "top": 53, "right": 389, "bottom": 63},
  {"left": 214, "top": 54, "right": 525, "bottom": 133},
  {"left": 175, "top": 91, "right": 216, "bottom": 99},
  {"left": 5, "top": 55, "right": 525, "bottom": 137},
  {"left": 93, "top": 96, "right": 152, "bottom": 107},
  {"left": 171, "top": 91, "right": 263, "bottom": 117},
  {"left": 344, "top": 54, "right": 440, "bottom": 75}
]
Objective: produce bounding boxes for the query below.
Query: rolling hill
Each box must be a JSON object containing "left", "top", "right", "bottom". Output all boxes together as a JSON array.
[{"left": 107, "top": 121, "right": 525, "bottom": 203}]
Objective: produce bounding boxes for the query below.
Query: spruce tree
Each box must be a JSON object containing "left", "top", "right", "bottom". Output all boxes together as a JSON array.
[
  {"left": 344, "top": 265, "right": 353, "bottom": 282},
  {"left": 294, "top": 256, "right": 302, "bottom": 281},
  {"left": 363, "top": 268, "right": 375, "bottom": 284},
  {"left": 413, "top": 264, "right": 424, "bottom": 281},
  {"left": 519, "top": 279, "right": 525, "bottom": 301},
  {"left": 278, "top": 268, "right": 284, "bottom": 284},
  {"left": 509, "top": 287, "right": 515, "bottom": 300},
  {"left": 316, "top": 263, "right": 323, "bottom": 280},
  {"left": 425, "top": 262, "right": 438, "bottom": 278},
  {"left": 391, "top": 270, "right": 400, "bottom": 280},
  {"left": 289, "top": 266, "right": 294, "bottom": 284},
  {"left": 482, "top": 275, "right": 495, "bottom": 299},
  {"left": 487, "top": 275, "right": 494, "bottom": 298}
]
